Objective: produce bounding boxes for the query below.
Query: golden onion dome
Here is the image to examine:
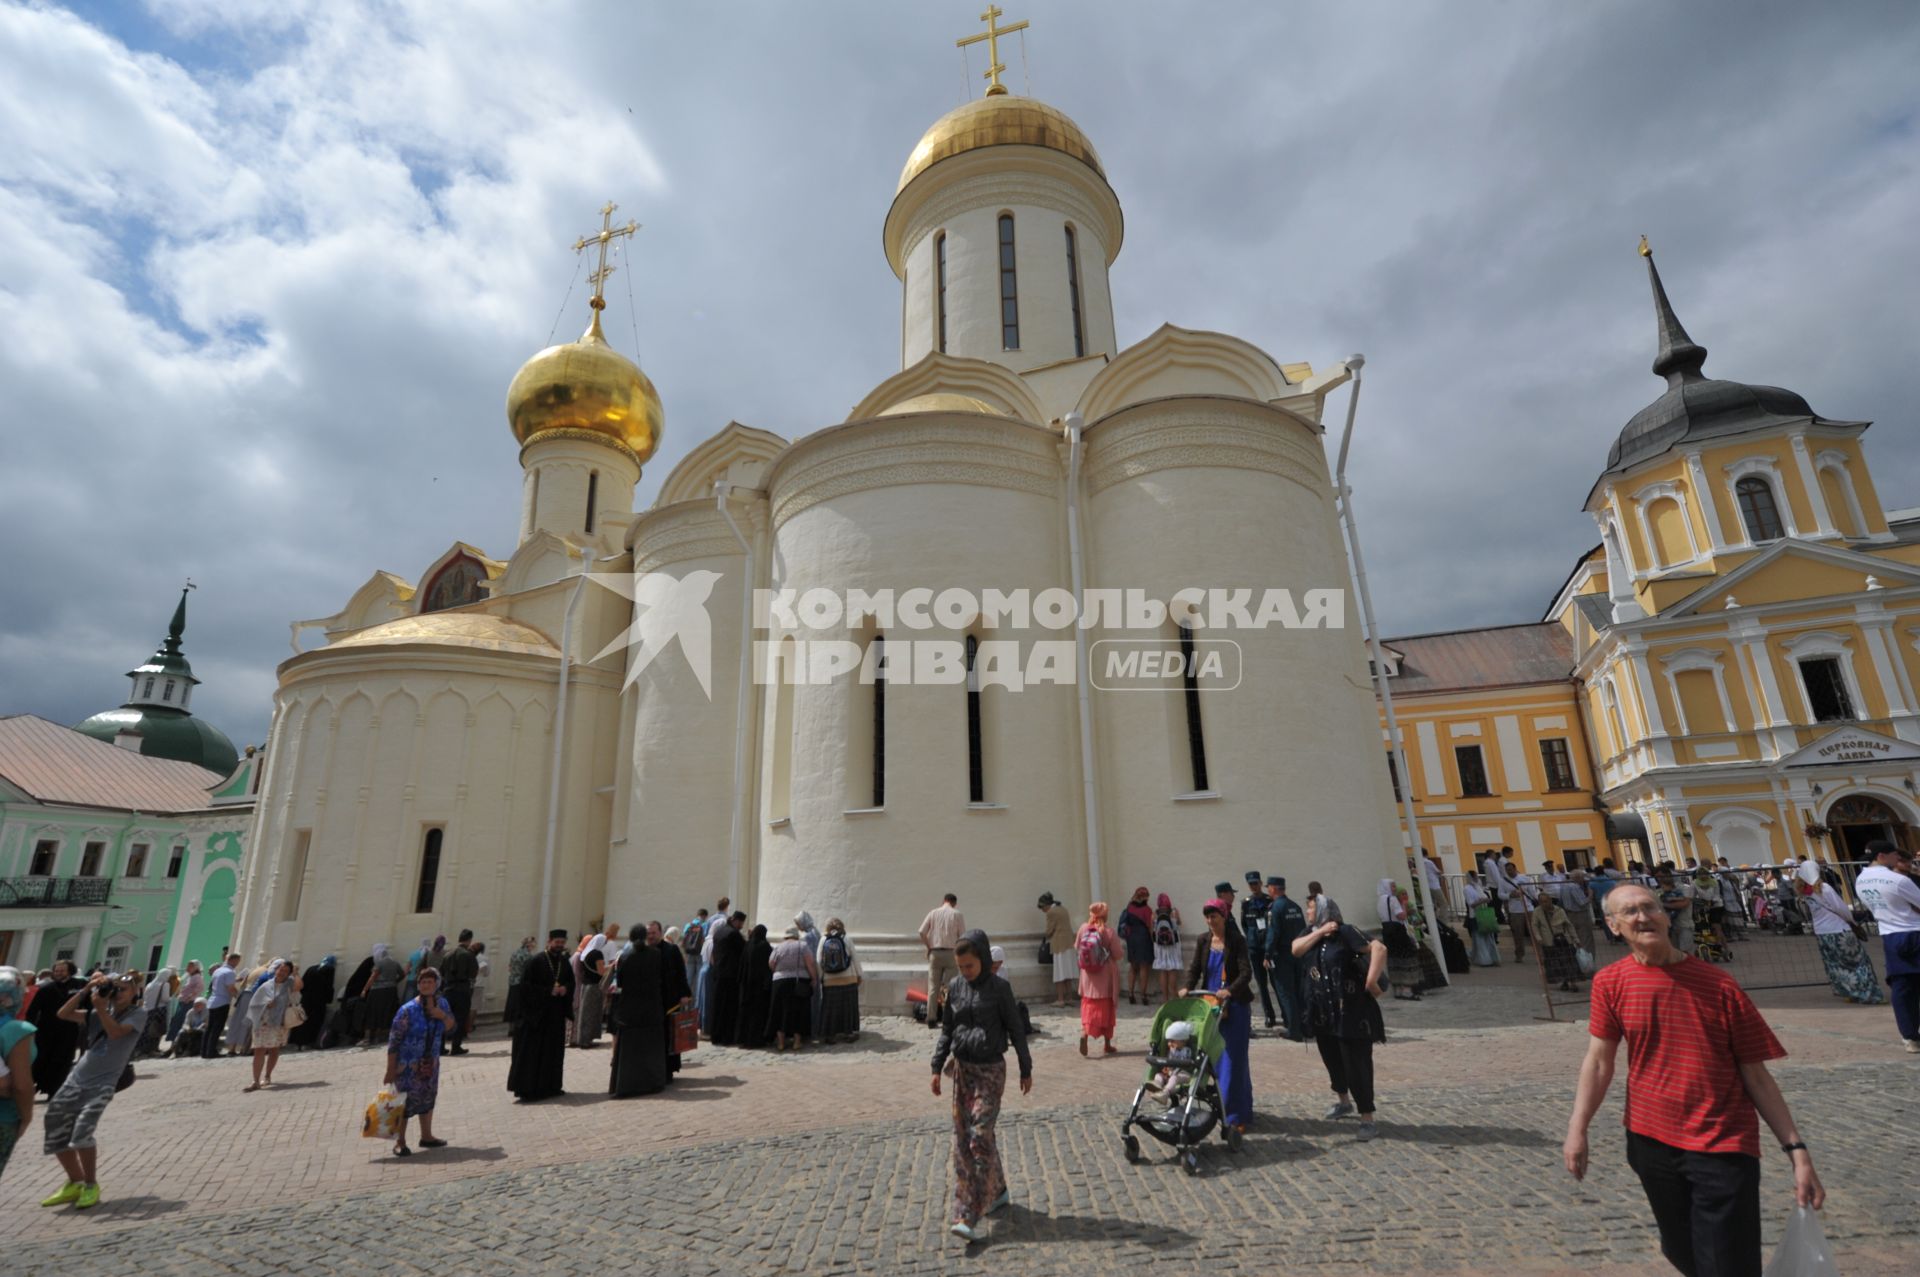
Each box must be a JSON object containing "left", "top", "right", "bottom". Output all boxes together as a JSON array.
[
  {"left": 506, "top": 312, "right": 663, "bottom": 465},
  {"left": 897, "top": 94, "right": 1105, "bottom": 194}
]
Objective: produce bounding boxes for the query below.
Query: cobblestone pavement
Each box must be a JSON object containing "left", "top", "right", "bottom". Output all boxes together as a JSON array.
[{"left": 5, "top": 979, "right": 1914, "bottom": 1275}]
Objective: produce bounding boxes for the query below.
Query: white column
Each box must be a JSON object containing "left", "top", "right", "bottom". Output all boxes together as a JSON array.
[
  {"left": 74, "top": 926, "right": 96, "bottom": 969},
  {"left": 1687, "top": 452, "right": 1730, "bottom": 552},
  {"left": 11, "top": 927, "right": 44, "bottom": 970},
  {"left": 1790, "top": 434, "right": 1837, "bottom": 538}
]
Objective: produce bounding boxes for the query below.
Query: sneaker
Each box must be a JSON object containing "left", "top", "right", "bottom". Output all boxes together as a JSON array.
[
  {"left": 1355, "top": 1122, "right": 1379, "bottom": 1142},
  {"left": 988, "top": 1190, "right": 1010, "bottom": 1215},
  {"left": 75, "top": 1183, "right": 102, "bottom": 1209},
  {"left": 1324, "top": 1100, "right": 1354, "bottom": 1120},
  {"left": 1905, "top": 1039, "right": 1920, "bottom": 1054},
  {"left": 40, "top": 1182, "right": 82, "bottom": 1208},
  {"left": 949, "top": 1221, "right": 980, "bottom": 1242}
]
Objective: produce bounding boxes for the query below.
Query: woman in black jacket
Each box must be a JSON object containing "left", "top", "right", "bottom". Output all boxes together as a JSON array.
[
  {"left": 931, "top": 930, "right": 1033, "bottom": 1243},
  {"left": 1180, "top": 900, "right": 1255, "bottom": 1132}
]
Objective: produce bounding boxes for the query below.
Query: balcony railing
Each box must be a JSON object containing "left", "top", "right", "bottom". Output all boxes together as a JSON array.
[{"left": 0, "top": 877, "right": 112, "bottom": 909}]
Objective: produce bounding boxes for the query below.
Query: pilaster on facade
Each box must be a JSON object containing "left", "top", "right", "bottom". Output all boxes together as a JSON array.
[
  {"left": 1789, "top": 433, "right": 1838, "bottom": 539},
  {"left": 1686, "top": 452, "right": 1731, "bottom": 553},
  {"left": 1622, "top": 646, "right": 1677, "bottom": 767}
]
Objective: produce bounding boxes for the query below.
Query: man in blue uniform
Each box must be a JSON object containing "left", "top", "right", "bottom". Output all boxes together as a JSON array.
[
  {"left": 1240, "top": 869, "right": 1277, "bottom": 1028},
  {"left": 1265, "top": 875, "right": 1307, "bottom": 1040}
]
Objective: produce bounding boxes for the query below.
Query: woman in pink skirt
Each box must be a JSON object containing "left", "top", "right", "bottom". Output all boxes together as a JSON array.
[{"left": 1075, "top": 902, "right": 1123, "bottom": 1056}]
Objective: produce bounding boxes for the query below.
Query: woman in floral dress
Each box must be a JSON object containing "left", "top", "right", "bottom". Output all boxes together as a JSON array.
[{"left": 384, "top": 965, "right": 456, "bottom": 1156}]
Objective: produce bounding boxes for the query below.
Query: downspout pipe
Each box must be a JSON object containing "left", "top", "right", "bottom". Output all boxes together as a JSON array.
[
  {"left": 1333, "top": 357, "right": 1449, "bottom": 985},
  {"left": 716, "top": 480, "right": 755, "bottom": 906},
  {"left": 541, "top": 554, "right": 595, "bottom": 940},
  {"left": 1064, "top": 410, "right": 1104, "bottom": 902}
]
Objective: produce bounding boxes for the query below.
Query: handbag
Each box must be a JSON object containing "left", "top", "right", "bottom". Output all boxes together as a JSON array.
[
  {"left": 670, "top": 1004, "right": 699, "bottom": 1054},
  {"left": 284, "top": 1002, "right": 308, "bottom": 1029},
  {"left": 1473, "top": 903, "right": 1499, "bottom": 933},
  {"left": 1038, "top": 939, "right": 1052, "bottom": 966},
  {"left": 115, "top": 1064, "right": 136, "bottom": 1092}
]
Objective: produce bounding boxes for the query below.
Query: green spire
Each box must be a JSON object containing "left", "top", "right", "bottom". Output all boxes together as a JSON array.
[{"left": 131, "top": 585, "right": 198, "bottom": 682}]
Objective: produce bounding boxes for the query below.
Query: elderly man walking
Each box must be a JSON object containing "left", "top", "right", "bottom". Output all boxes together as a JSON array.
[
  {"left": 1564, "top": 883, "right": 1823, "bottom": 1276},
  {"left": 919, "top": 893, "right": 966, "bottom": 1029}
]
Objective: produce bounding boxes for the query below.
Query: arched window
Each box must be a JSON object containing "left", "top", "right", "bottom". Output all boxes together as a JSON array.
[
  {"left": 997, "top": 214, "right": 1020, "bottom": 350},
  {"left": 935, "top": 232, "right": 949, "bottom": 354},
  {"left": 585, "top": 470, "right": 598, "bottom": 534},
  {"left": 1735, "top": 476, "right": 1784, "bottom": 542},
  {"left": 421, "top": 555, "right": 486, "bottom": 613},
  {"left": 161, "top": 679, "right": 174, "bottom": 702},
  {"left": 870, "top": 633, "right": 887, "bottom": 808},
  {"left": 414, "top": 827, "right": 443, "bottom": 913},
  {"left": 142, "top": 677, "right": 155, "bottom": 698},
  {"left": 965, "top": 635, "right": 984, "bottom": 803},
  {"left": 1179, "top": 622, "right": 1209, "bottom": 792},
  {"left": 769, "top": 640, "right": 796, "bottom": 822},
  {"left": 1064, "top": 225, "right": 1085, "bottom": 357}
]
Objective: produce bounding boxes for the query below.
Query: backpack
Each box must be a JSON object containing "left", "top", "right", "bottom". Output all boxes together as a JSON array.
[
  {"left": 1076, "top": 926, "right": 1110, "bottom": 972},
  {"left": 1153, "top": 913, "right": 1179, "bottom": 948},
  {"left": 820, "top": 933, "right": 851, "bottom": 975},
  {"left": 681, "top": 921, "right": 704, "bottom": 955}
]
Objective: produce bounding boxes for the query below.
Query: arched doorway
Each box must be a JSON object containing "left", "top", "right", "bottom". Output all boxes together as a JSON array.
[{"left": 1824, "top": 793, "right": 1911, "bottom": 859}]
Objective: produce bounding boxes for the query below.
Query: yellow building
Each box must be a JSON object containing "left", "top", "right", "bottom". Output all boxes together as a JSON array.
[{"left": 1386, "top": 244, "right": 1920, "bottom": 872}]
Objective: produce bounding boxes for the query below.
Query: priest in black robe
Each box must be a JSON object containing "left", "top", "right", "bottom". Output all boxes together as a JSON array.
[
  {"left": 654, "top": 924, "right": 690, "bottom": 1080},
  {"left": 507, "top": 929, "right": 574, "bottom": 1101},
  {"left": 737, "top": 924, "right": 774, "bottom": 1049},
  {"left": 608, "top": 939, "right": 666, "bottom": 1097},
  {"left": 705, "top": 911, "right": 746, "bottom": 1046},
  {"left": 28, "top": 962, "right": 87, "bottom": 1095}
]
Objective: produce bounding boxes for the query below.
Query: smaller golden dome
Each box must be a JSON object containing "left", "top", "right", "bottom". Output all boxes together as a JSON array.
[
  {"left": 506, "top": 312, "right": 663, "bottom": 464},
  {"left": 898, "top": 95, "right": 1105, "bottom": 194}
]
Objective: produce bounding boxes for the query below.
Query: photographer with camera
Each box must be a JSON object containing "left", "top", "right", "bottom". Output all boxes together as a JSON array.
[{"left": 38, "top": 971, "right": 146, "bottom": 1210}]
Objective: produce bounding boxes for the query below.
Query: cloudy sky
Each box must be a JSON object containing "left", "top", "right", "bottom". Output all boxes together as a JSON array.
[{"left": 2, "top": 0, "right": 1917, "bottom": 749}]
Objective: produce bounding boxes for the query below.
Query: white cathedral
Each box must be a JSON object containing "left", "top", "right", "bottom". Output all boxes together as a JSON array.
[{"left": 232, "top": 72, "right": 1405, "bottom": 996}]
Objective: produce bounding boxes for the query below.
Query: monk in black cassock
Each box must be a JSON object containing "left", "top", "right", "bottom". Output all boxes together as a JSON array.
[
  {"left": 507, "top": 929, "right": 574, "bottom": 1101},
  {"left": 654, "top": 924, "right": 690, "bottom": 1081},
  {"left": 28, "top": 961, "right": 88, "bottom": 1095},
  {"left": 705, "top": 911, "right": 747, "bottom": 1046},
  {"left": 609, "top": 935, "right": 666, "bottom": 1097},
  {"left": 737, "top": 924, "right": 774, "bottom": 1049}
]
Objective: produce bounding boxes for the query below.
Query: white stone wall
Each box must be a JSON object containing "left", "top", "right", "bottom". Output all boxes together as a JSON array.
[{"left": 518, "top": 435, "right": 639, "bottom": 547}]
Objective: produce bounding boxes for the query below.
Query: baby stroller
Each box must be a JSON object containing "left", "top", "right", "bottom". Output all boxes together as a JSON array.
[
  {"left": 1692, "top": 899, "right": 1733, "bottom": 963},
  {"left": 1119, "top": 995, "right": 1239, "bottom": 1175}
]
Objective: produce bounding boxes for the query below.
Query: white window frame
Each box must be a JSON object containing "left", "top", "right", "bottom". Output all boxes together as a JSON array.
[
  {"left": 123, "top": 839, "right": 152, "bottom": 879},
  {"left": 1781, "top": 631, "right": 1866, "bottom": 724},
  {"left": 1723, "top": 456, "right": 1800, "bottom": 544},
  {"left": 1660, "top": 647, "right": 1737, "bottom": 736},
  {"left": 1813, "top": 449, "right": 1870, "bottom": 540},
  {"left": 27, "top": 835, "right": 62, "bottom": 877},
  {"left": 1631, "top": 479, "right": 1702, "bottom": 570}
]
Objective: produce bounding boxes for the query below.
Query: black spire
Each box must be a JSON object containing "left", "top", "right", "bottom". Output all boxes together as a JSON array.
[{"left": 1641, "top": 236, "right": 1708, "bottom": 386}]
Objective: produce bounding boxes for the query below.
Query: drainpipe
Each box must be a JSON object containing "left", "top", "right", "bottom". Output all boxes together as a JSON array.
[
  {"left": 716, "top": 480, "right": 755, "bottom": 906},
  {"left": 540, "top": 555, "right": 594, "bottom": 940},
  {"left": 1064, "top": 410, "right": 1104, "bottom": 902},
  {"left": 1333, "top": 356, "right": 1449, "bottom": 984}
]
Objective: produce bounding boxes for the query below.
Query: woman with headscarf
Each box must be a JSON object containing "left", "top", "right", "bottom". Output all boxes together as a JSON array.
[
  {"left": 1463, "top": 874, "right": 1501, "bottom": 967},
  {"left": 136, "top": 968, "right": 174, "bottom": 1058},
  {"left": 26, "top": 960, "right": 84, "bottom": 1095},
  {"left": 403, "top": 937, "right": 432, "bottom": 1002},
  {"left": 1074, "top": 902, "right": 1123, "bottom": 1057},
  {"left": 362, "top": 944, "right": 405, "bottom": 1046},
  {"left": 816, "top": 918, "right": 863, "bottom": 1043},
  {"left": 290, "top": 956, "right": 335, "bottom": 1049},
  {"left": 244, "top": 959, "right": 302, "bottom": 1089},
  {"left": 1529, "top": 894, "right": 1583, "bottom": 992},
  {"left": 503, "top": 937, "right": 535, "bottom": 1028},
  {"left": 384, "top": 965, "right": 454, "bottom": 1156},
  {"left": 795, "top": 911, "right": 824, "bottom": 1036},
  {"left": 1377, "top": 879, "right": 1425, "bottom": 1000},
  {"left": 1151, "top": 893, "right": 1184, "bottom": 1003},
  {"left": 225, "top": 965, "right": 270, "bottom": 1055},
  {"left": 655, "top": 925, "right": 691, "bottom": 1079},
  {"left": 170, "top": 960, "right": 204, "bottom": 1041},
  {"left": 1182, "top": 900, "right": 1255, "bottom": 1132},
  {"left": 930, "top": 929, "right": 1032, "bottom": 1243},
  {"left": 572, "top": 934, "right": 609, "bottom": 1047},
  {"left": 737, "top": 924, "right": 773, "bottom": 1049},
  {"left": 1115, "top": 888, "right": 1156, "bottom": 1006},
  {"left": 705, "top": 914, "right": 745, "bottom": 1046},
  {"left": 608, "top": 925, "right": 667, "bottom": 1097},
  {"left": 1799, "top": 861, "right": 1885, "bottom": 1004},
  {"left": 768, "top": 926, "right": 819, "bottom": 1052},
  {"left": 0, "top": 966, "right": 37, "bottom": 1180}
]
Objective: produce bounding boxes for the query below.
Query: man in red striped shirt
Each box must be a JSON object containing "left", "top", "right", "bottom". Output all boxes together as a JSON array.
[{"left": 1564, "top": 883, "right": 1823, "bottom": 1277}]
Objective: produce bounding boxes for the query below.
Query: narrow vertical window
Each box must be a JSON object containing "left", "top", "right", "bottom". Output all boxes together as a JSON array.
[
  {"left": 142, "top": 677, "right": 155, "bottom": 698},
  {"left": 998, "top": 214, "right": 1019, "bottom": 350},
  {"left": 769, "top": 640, "right": 795, "bottom": 822},
  {"left": 585, "top": 470, "right": 598, "bottom": 534},
  {"left": 282, "top": 829, "right": 311, "bottom": 921},
  {"left": 161, "top": 680, "right": 174, "bottom": 702},
  {"left": 935, "top": 232, "right": 949, "bottom": 354},
  {"left": 125, "top": 843, "right": 150, "bottom": 878},
  {"left": 166, "top": 844, "right": 185, "bottom": 879},
  {"left": 871, "top": 633, "right": 887, "bottom": 808},
  {"left": 415, "top": 827, "right": 443, "bottom": 913},
  {"left": 1736, "top": 476, "right": 1784, "bottom": 542},
  {"left": 1064, "top": 225, "right": 1085, "bottom": 358},
  {"left": 30, "top": 840, "right": 57, "bottom": 875},
  {"left": 79, "top": 841, "right": 105, "bottom": 876},
  {"left": 1386, "top": 752, "right": 1402, "bottom": 801},
  {"left": 1179, "top": 624, "right": 1209, "bottom": 792},
  {"left": 147, "top": 943, "right": 164, "bottom": 973},
  {"left": 965, "top": 635, "right": 984, "bottom": 803}
]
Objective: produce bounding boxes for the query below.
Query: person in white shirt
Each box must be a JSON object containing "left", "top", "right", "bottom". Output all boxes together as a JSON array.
[
  {"left": 1504, "top": 871, "right": 1535, "bottom": 963},
  {"left": 1855, "top": 840, "right": 1920, "bottom": 1051},
  {"left": 1421, "top": 852, "right": 1449, "bottom": 921}
]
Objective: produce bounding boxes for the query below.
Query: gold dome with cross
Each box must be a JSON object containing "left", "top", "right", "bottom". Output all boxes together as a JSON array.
[{"left": 507, "top": 202, "right": 664, "bottom": 465}]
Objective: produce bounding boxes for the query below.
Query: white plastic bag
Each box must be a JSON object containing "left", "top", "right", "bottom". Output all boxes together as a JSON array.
[
  {"left": 1575, "top": 947, "right": 1594, "bottom": 975},
  {"left": 1762, "top": 1206, "right": 1840, "bottom": 1277}
]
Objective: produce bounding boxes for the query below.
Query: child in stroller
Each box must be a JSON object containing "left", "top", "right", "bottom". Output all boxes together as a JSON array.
[
  {"left": 1120, "top": 995, "right": 1240, "bottom": 1175},
  {"left": 1145, "top": 1020, "right": 1200, "bottom": 1105}
]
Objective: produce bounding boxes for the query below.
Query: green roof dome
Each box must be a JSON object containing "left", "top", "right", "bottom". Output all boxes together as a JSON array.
[
  {"left": 72, "top": 587, "right": 240, "bottom": 777},
  {"left": 73, "top": 706, "right": 238, "bottom": 777}
]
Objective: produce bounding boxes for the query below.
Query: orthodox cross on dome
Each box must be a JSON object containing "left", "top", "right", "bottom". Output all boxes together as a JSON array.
[
  {"left": 572, "top": 201, "right": 639, "bottom": 312},
  {"left": 957, "top": 6, "right": 1029, "bottom": 97}
]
